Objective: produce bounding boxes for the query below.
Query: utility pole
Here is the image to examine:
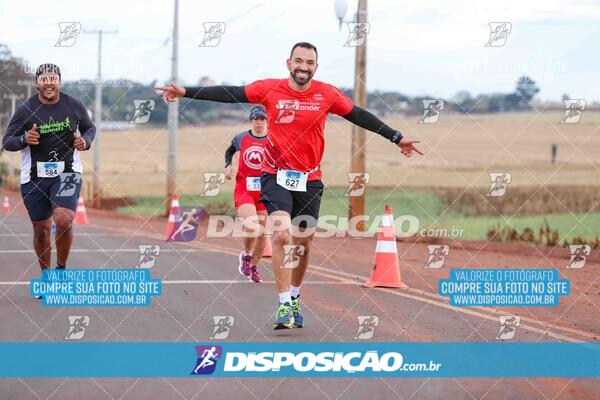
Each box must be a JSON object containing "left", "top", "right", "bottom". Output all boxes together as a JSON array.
[
  {"left": 166, "top": 0, "right": 179, "bottom": 216},
  {"left": 349, "top": 0, "right": 368, "bottom": 231},
  {"left": 83, "top": 28, "right": 117, "bottom": 208}
]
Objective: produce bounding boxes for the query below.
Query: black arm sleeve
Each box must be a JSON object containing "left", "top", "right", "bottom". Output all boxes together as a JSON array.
[
  {"left": 224, "top": 144, "right": 236, "bottom": 167},
  {"left": 75, "top": 99, "right": 96, "bottom": 150},
  {"left": 341, "top": 105, "right": 403, "bottom": 143},
  {"left": 183, "top": 86, "right": 249, "bottom": 104},
  {"left": 2, "top": 106, "right": 28, "bottom": 152}
]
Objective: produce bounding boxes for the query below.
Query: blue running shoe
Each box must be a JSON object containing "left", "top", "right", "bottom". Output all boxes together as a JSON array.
[
  {"left": 291, "top": 296, "right": 303, "bottom": 328},
  {"left": 273, "top": 302, "right": 295, "bottom": 330}
]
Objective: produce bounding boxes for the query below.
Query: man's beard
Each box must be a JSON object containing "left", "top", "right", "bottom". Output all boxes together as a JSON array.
[{"left": 291, "top": 69, "right": 313, "bottom": 85}]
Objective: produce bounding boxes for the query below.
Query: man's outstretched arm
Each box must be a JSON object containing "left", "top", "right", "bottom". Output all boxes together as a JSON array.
[
  {"left": 184, "top": 86, "right": 249, "bottom": 103},
  {"left": 342, "top": 105, "right": 423, "bottom": 156},
  {"left": 342, "top": 105, "right": 401, "bottom": 143},
  {"left": 155, "top": 83, "right": 249, "bottom": 104}
]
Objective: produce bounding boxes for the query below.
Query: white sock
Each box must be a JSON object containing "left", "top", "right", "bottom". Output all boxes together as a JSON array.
[
  {"left": 290, "top": 285, "right": 300, "bottom": 298},
  {"left": 278, "top": 292, "right": 292, "bottom": 305}
]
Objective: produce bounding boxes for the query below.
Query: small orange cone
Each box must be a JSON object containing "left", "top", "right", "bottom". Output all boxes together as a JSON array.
[
  {"left": 74, "top": 196, "right": 89, "bottom": 225},
  {"left": 262, "top": 235, "right": 272, "bottom": 257},
  {"left": 164, "top": 194, "right": 181, "bottom": 240},
  {"left": 2, "top": 196, "right": 9, "bottom": 215},
  {"left": 363, "top": 205, "right": 407, "bottom": 288}
]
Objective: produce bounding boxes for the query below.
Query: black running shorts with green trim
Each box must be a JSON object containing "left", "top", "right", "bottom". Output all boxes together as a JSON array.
[{"left": 259, "top": 172, "right": 324, "bottom": 228}]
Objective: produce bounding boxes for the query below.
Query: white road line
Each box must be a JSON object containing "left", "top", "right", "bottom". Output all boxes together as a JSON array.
[
  {"left": 0, "top": 280, "right": 349, "bottom": 285},
  {"left": 20, "top": 223, "right": 598, "bottom": 343},
  {"left": 0, "top": 249, "right": 205, "bottom": 254},
  {"left": 164, "top": 280, "right": 351, "bottom": 284}
]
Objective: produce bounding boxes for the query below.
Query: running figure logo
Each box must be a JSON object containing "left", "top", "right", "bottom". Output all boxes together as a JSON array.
[
  {"left": 345, "top": 173, "right": 370, "bottom": 197},
  {"left": 137, "top": 245, "right": 160, "bottom": 269},
  {"left": 210, "top": 316, "right": 234, "bottom": 340},
  {"left": 425, "top": 245, "right": 449, "bottom": 269},
  {"left": 55, "top": 22, "right": 81, "bottom": 47},
  {"left": 354, "top": 315, "right": 379, "bottom": 340},
  {"left": 560, "top": 99, "right": 586, "bottom": 124},
  {"left": 56, "top": 173, "right": 81, "bottom": 197},
  {"left": 487, "top": 172, "right": 512, "bottom": 197},
  {"left": 496, "top": 315, "right": 520, "bottom": 340},
  {"left": 566, "top": 245, "right": 590, "bottom": 269},
  {"left": 191, "top": 345, "right": 222, "bottom": 375},
  {"left": 485, "top": 22, "right": 512, "bottom": 47},
  {"left": 281, "top": 245, "right": 305, "bottom": 269},
  {"left": 345, "top": 22, "right": 370, "bottom": 47},
  {"left": 201, "top": 172, "right": 225, "bottom": 196},
  {"left": 169, "top": 207, "right": 205, "bottom": 242},
  {"left": 419, "top": 100, "right": 444, "bottom": 124},
  {"left": 199, "top": 22, "right": 226, "bottom": 47},
  {"left": 129, "top": 100, "right": 155, "bottom": 124},
  {"left": 65, "top": 316, "right": 90, "bottom": 340}
]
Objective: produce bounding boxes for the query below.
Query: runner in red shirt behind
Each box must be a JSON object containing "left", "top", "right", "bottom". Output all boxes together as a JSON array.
[
  {"left": 156, "top": 42, "right": 423, "bottom": 330},
  {"left": 224, "top": 105, "right": 268, "bottom": 283}
]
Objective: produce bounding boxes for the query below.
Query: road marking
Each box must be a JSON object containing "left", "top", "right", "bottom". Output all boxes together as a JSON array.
[
  {"left": 0, "top": 249, "right": 205, "bottom": 254},
  {"left": 24, "top": 223, "right": 598, "bottom": 342},
  {"left": 162, "top": 280, "right": 352, "bottom": 285},
  {"left": 303, "top": 264, "right": 599, "bottom": 341},
  {"left": 0, "top": 280, "right": 351, "bottom": 286}
]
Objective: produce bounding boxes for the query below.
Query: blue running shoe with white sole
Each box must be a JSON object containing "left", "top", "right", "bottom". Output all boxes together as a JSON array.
[
  {"left": 291, "top": 296, "right": 303, "bottom": 328},
  {"left": 273, "top": 302, "right": 295, "bottom": 330}
]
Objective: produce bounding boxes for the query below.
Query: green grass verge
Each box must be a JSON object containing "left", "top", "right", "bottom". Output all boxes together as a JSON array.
[{"left": 116, "top": 188, "right": 600, "bottom": 242}]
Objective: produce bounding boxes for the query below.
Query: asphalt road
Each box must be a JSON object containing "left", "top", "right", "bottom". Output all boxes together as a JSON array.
[{"left": 0, "top": 192, "right": 598, "bottom": 399}]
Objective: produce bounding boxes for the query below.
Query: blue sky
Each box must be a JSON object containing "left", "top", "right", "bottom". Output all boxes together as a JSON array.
[{"left": 1, "top": 0, "right": 599, "bottom": 101}]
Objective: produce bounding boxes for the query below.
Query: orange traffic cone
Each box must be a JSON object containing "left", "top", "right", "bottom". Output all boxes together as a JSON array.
[
  {"left": 2, "top": 196, "right": 9, "bottom": 215},
  {"left": 74, "top": 196, "right": 89, "bottom": 225},
  {"left": 262, "top": 235, "right": 272, "bottom": 257},
  {"left": 363, "top": 205, "right": 407, "bottom": 288},
  {"left": 164, "top": 194, "right": 181, "bottom": 241}
]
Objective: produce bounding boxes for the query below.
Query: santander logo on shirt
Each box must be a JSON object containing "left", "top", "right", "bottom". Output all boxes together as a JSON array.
[
  {"left": 275, "top": 99, "right": 321, "bottom": 124},
  {"left": 243, "top": 145, "right": 265, "bottom": 169}
]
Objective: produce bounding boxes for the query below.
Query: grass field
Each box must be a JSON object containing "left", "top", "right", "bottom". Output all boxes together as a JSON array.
[
  {"left": 61, "top": 110, "right": 600, "bottom": 196},
  {"left": 116, "top": 188, "right": 600, "bottom": 244}
]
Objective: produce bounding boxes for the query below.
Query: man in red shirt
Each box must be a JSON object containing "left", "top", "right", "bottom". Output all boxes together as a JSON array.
[
  {"left": 224, "top": 105, "right": 268, "bottom": 283},
  {"left": 157, "top": 42, "right": 422, "bottom": 330}
]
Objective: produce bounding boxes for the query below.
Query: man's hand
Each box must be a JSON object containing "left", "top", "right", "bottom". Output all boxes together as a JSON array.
[
  {"left": 155, "top": 83, "right": 186, "bottom": 103},
  {"left": 24, "top": 124, "right": 40, "bottom": 145},
  {"left": 396, "top": 138, "right": 423, "bottom": 157},
  {"left": 224, "top": 165, "right": 233, "bottom": 180},
  {"left": 74, "top": 131, "right": 87, "bottom": 151}
]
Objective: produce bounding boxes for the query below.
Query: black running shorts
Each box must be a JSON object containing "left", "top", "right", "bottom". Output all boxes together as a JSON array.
[{"left": 259, "top": 172, "right": 324, "bottom": 228}]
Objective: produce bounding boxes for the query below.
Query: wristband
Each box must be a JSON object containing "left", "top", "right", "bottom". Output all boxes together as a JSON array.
[{"left": 390, "top": 130, "right": 403, "bottom": 144}]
